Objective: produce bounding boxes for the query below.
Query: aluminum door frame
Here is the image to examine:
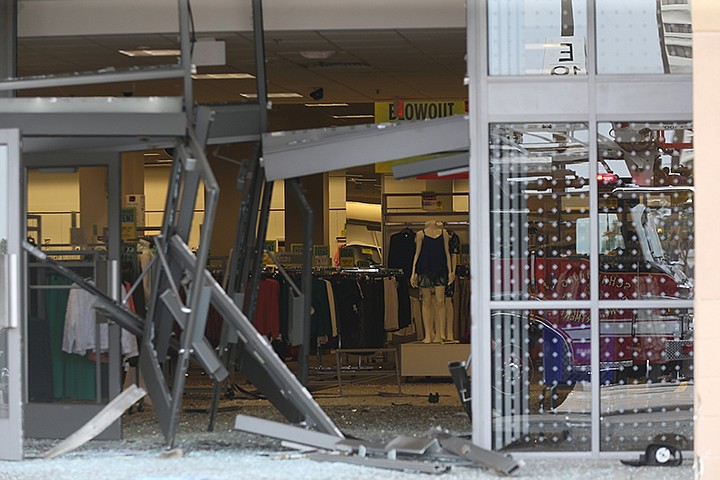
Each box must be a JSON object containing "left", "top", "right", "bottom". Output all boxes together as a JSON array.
[
  {"left": 0, "top": 128, "right": 23, "bottom": 460},
  {"left": 22, "top": 152, "right": 122, "bottom": 440}
]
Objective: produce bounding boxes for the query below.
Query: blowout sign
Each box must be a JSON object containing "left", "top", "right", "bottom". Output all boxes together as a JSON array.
[
  {"left": 374, "top": 99, "right": 467, "bottom": 124},
  {"left": 375, "top": 99, "right": 467, "bottom": 173}
]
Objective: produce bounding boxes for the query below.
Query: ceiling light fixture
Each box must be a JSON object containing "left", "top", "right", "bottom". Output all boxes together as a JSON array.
[
  {"left": 332, "top": 114, "right": 375, "bottom": 119},
  {"left": 304, "top": 103, "right": 350, "bottom": 107},
  {"left": 299, "top": 50, "right": 335, "bottom": 60},
  {"left": 192, "top": 73, "right": 255, "bottom": 80},
  {"left": 240, "top": 92, "right": 303, "bottom": 99},
  {"left": 119, "top": 49, "right": 181, "bottom": 57}
]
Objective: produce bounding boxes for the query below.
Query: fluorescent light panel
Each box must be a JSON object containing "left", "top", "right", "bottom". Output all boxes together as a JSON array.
[
  {"left": 192, "top": 73, "right": 255, "bottom": 80},
  {"left": 304, "top": 103, "right": 350, "bottom": 107},
  {"left": 332, "top": 114, "right": 375, "bottom": 119},
  {"left": 240, "top": 92, "right": 303, "bottom": 98},
  {"left": 119, "top": 49, "right": 181, "bottom": 57}
]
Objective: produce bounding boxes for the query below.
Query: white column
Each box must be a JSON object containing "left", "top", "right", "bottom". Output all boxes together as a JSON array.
[{"left": 693, "top": 2, "right": 720, "bottom": 477}]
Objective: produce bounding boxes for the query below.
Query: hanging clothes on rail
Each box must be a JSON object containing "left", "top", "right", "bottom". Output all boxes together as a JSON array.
[
  {"left": 63, "top": 283, "right": 139, "bottom": 358},
  {"left": 254, "top": 277, "right": 281, "bottom": 338},
  {"left": 388, "top": 228, "right": 416, "bottom": 282}
]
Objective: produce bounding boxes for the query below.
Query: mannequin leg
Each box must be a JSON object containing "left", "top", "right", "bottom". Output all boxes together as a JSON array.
[
  {"left": 419, "top": 287, "right": 434, "bottom": 343},
  {"left": 444, "top": 297, "right": 455, "bottom": 341},
  {"left": 431, "top": 286, "right": 446, "bottom": 343}
]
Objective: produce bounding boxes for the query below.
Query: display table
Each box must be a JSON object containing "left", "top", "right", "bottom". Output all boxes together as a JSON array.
[{"left": 400, "top": 342, "right": 471, "bottom": 377}]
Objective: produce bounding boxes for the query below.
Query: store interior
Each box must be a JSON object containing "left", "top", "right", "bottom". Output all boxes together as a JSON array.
[{"left": 1, "top": 0, "right": 696, "bottom": 464}]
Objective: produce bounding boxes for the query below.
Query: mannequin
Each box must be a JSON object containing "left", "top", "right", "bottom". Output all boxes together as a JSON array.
[{"left": 410, "top": 219, "right": 455, "bottom": 343}]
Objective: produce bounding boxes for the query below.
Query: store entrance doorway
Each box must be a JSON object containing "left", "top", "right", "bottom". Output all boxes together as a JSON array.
[{"left": 23, "top": 153, "right": 123, "bottom": 441}]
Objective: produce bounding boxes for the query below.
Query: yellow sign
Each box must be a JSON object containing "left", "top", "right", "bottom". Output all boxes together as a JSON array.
[
  {"left": 374, "top": 100, "right": 466, "bottom": 124},
  {"left": 374, "top": 99, "right": 467, "bottom": 173}
]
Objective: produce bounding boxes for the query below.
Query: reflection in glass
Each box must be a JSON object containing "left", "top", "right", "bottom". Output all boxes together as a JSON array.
[
  {"left": 0, "top": 255, "right": 7, "bottom": 418},
  {"left": 488, "top": 0, "right": 588, "bottom": 76},
  {"left": 597, "top": 122, "right": 694, "bottom": 299},
  {"left": 596, "top": 0, "right": 692, "bottom": 74},
  {"left": 600, "top": 308, "right": 693, "bottom": 451},
  {"left": 0, "top": 329, "right": 8, "bottom": 420},
  {"left": 490, "top": 123, "right": 590, "bottom": 301},
  {"left": 492, "top": 310, "right": 590, "bottom": 452}
]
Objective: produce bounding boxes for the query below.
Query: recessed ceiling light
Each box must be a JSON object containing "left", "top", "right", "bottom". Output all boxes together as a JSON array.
[
  {"left": 192, "top": 73, "right": 255, "bottom": 80},
  {"left": 119, "top": 49, "right": 181, "bottom": 57},
  {"left": 299, "top": 51, "right": 335, "bottom": 60},
  {"left": 304, "top": 103, "right": 349, "bottom": 107},
  {"left": 240, "top": 92, "right": 303, "bottom": 99},
  {"left": 332, "top": 114, "right": 375, "bottom": 119}
]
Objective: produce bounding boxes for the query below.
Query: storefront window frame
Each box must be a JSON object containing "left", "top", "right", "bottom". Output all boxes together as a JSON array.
[{"left": 468, "top": 0, "right": 693, "bottom": 457}]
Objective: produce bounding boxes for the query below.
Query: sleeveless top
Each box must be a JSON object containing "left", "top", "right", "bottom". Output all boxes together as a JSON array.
[{"left": 415, "top": 230, "right": 448, "bottom": 276}]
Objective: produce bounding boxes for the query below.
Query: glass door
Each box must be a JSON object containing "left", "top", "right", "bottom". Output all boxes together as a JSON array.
[
  {"left": 0, "top": 129, "right": 23, "bottom": 460},
  {"left": 23, "top": 153, "right": 122, "bottom": 440}
]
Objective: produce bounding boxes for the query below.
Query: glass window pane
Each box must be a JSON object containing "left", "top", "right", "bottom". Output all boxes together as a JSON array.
[
  {"left": 596, "top": 0, "right": 692, "bottom": 74},
  {"left": 488, "top": 0, "right": 588, "bottom": 76},
  {"left": 600, "top": 308, "right": 693, "bottom": 451},
  {"left": 492, "top": 310, "right": 590, "bottom": 452},
  {"left": 490, "top": 123, "right": 590, "bottom": 301},
  {"left": 597, "top": 122, "right": 694, "bottom": 299}
]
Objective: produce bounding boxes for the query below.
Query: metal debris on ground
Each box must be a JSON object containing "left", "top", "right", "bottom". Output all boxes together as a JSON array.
[{"left": 234, "top": 414, "right": 521, "bottom": 476}]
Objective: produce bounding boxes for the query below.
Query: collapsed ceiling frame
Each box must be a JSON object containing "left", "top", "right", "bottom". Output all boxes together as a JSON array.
[{"left": 3, "top": 0, "right": 523, "bottom": 473}]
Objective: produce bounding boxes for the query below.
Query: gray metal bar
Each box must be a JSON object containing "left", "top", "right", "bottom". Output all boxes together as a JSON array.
[
  {"left": 0, "top": 65, "right": 184, "bottom": 92},
  {"left": 561, "top": 0, "right": 574, "bottom": 37},
  {"left": 391, "top": 151, "right": 469, "bottom": 179},
  {"left": 252, "top": 0, "right": 269, "bottom": 130},
  {"left": 469, "top": 0, "right": 492, "bottom": 448},
  {"left": 262, "top": 114, "right": 469, "bottom": 181},
  {"left": 245, "top": 178, "right": 274, "bottom": 323},
  {"left": 177, "top": 0, "right": 193, "bottom": 122},
  {"left": 588, "top": 0, "right": 600, "bottom": 457},
  {"left": 199, "top": 103, "right": 262, "bottom": 145},
  {"left": 287, "top": 178, "right": 314, "bottom": 386},
  {"left": 175, "top": 163, "right": 201, "bottom": 241},
  {"left": 234, "top": 414, "right": 346, "bottom": 451},
  {"left": 437, "top": 435, "right": 521, "bottom": 475},
  {"left": 165, "top": 129, "right": 220, "bottom": 447},
  {"left": 234, "top": 149, "right": 264, "bottom": 299},
  {"left": 159, "top": 289, "right": 228, "bottom": 382},
  {"left": 0, "top": 112, "right": 185, "bottom": 138},
  {"left": 169, "top": 235, "right": 343, "bottom": 438}
]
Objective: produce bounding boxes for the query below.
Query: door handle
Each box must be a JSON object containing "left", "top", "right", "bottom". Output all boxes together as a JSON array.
[{"left": 8, "top": 253, "right": 18, "bottom": 329}]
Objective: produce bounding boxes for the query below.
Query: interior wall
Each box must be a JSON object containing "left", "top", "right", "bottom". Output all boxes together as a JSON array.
[{"left": 26, "top": 170, "right": 79, "bottom": 246}]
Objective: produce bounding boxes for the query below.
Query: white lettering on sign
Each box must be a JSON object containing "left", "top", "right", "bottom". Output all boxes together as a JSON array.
[{"left": 543, "top": 37, "right": 587, "bottom": 76}]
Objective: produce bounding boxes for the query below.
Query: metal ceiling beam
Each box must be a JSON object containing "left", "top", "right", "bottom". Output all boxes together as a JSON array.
[
  {"left": 0, "top": 65, "right": 184, "bottom": 91},
  {"left": 261, "top": 114, "right": 470, "bottom": 181},
  {"left": 0, "top": 97, "right": 184, "bottom": 138},
  {"left": 391, "top": 151, "right": 469, "bottom": 179},
  {"left": 197, "top": 103, "right": 262, "bottom": 145}
]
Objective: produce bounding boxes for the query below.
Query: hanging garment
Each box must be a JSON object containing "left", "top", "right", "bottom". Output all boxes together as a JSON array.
[
  {"left": 388, "top": 228, "right": 416, "bottom": 280},
  {"left": 415, "top": 230, "right": 449, "bottom": 287},
  {"left": 396, "top": 272, "right": 412, "bottom": 329},
  {"left": 445, "top": 229, "right": 461, "bottom": 298},
  {"left": 254, "top": 278, "right": 281, "bottom": 337},
  {"left": 323, "top": 279, "right": 339, "bottom": 337},
  {"left": 383, "top": 276, "right": 399, "bottom": 331}
]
